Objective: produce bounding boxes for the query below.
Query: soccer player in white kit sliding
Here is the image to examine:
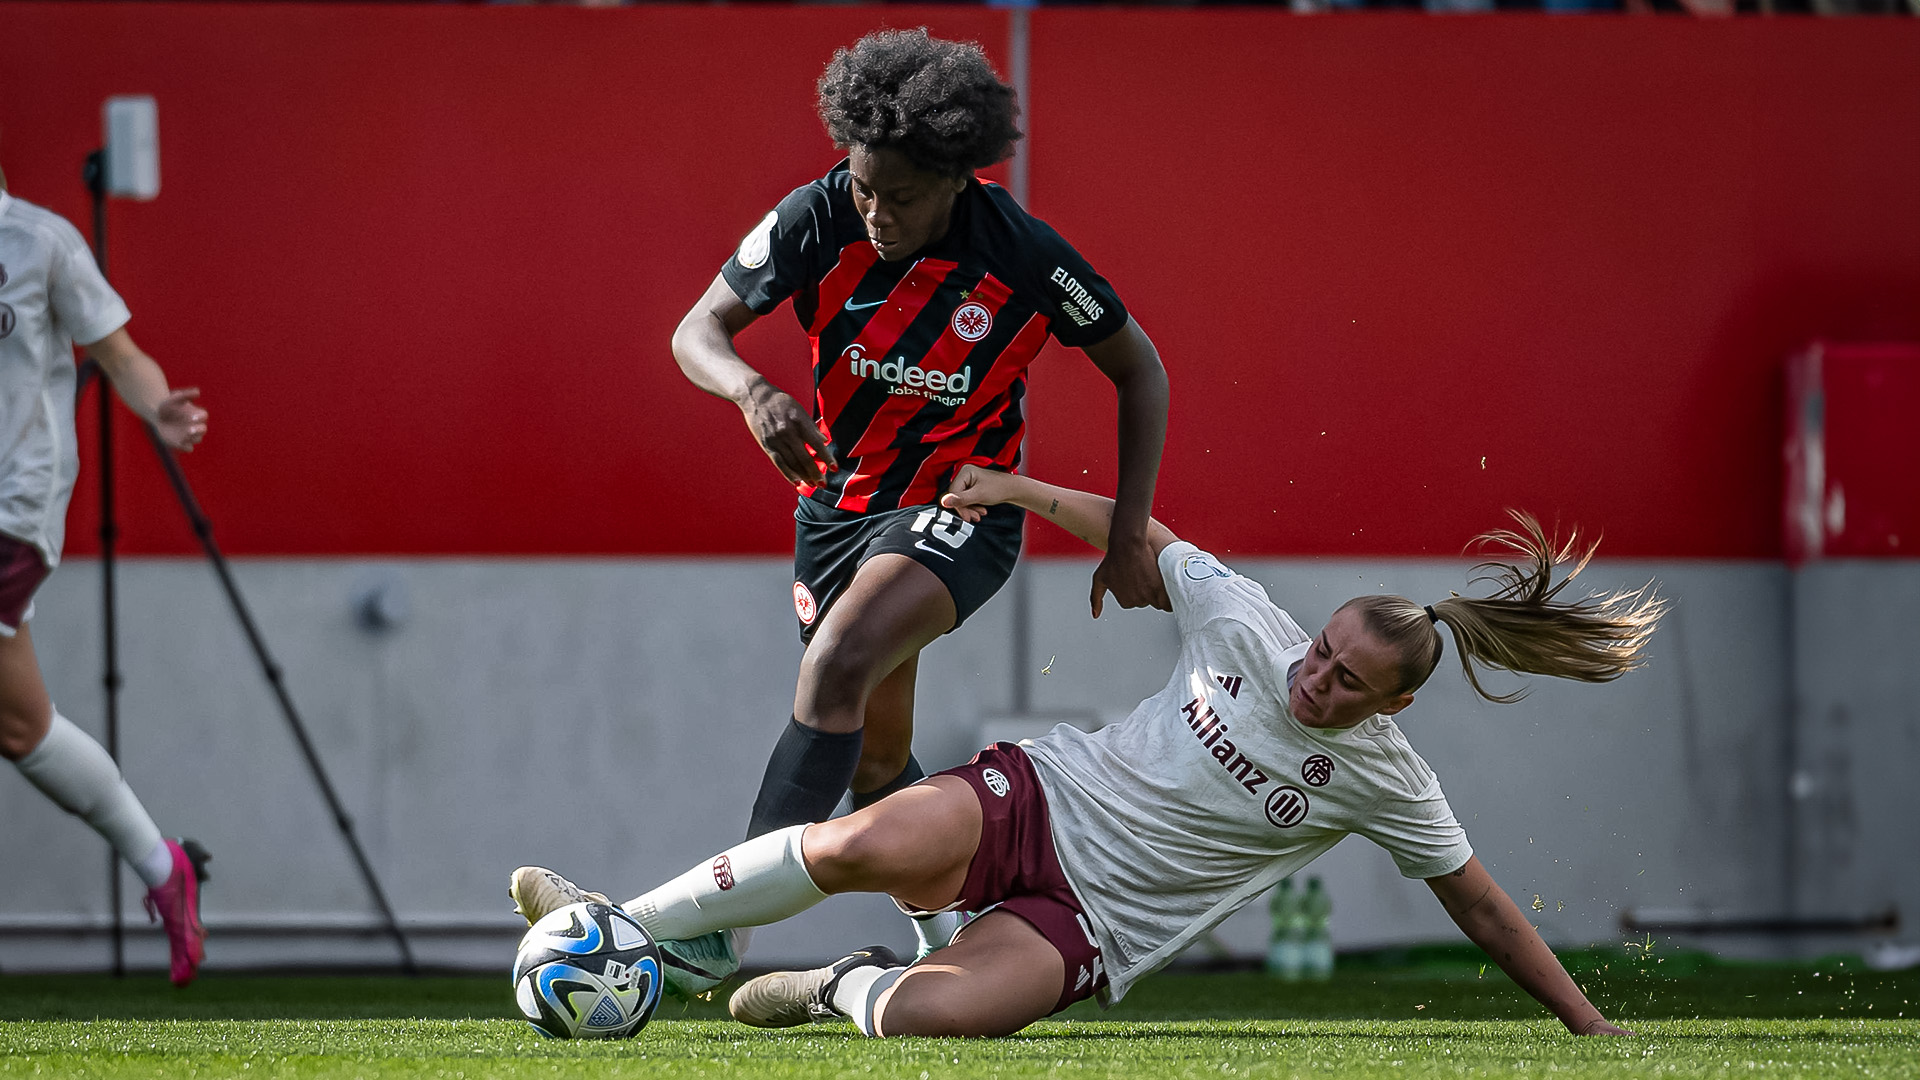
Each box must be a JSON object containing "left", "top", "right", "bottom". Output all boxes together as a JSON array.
[
  {"left": 513, "top": 464, "right": 1661, "bottom": 1037},
  {"left": 0, "top": 169, "right": 211, "bottom": 985}
]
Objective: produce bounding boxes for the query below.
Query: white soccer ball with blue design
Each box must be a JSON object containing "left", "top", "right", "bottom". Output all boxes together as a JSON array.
[{"left": 511, "top": 901, "right": 663, "bottom": 1039}]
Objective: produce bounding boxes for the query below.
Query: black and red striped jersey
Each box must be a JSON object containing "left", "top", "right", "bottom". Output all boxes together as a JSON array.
[{"left": 721, "top": 161, "right": 1128, "bottom": 514}]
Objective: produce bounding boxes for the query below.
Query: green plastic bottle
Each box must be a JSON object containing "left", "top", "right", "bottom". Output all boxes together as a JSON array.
[
  {"left": 1265, "top": 877, "right": 1302, "bottom": 980},
  {"left": 1301, "top": 876, "right": 1333, "bottom": 980}
]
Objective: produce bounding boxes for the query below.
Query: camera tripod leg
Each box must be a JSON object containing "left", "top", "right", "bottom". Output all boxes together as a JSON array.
[{"left": 144, "top": 423, "right": 418, "bottom": 974}]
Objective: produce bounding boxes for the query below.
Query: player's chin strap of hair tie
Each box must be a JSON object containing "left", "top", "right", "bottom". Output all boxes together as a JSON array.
[{"left": 1424, "top": 604, "right": 1439, "bottom": 624}]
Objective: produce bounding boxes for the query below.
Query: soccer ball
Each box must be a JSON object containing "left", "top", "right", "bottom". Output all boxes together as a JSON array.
[{"left": 511, "top": 902, "right": 664, "bottom": 1039}]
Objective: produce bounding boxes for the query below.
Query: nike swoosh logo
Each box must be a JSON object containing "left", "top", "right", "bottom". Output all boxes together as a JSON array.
[
  {"left": 663, "top": 956, "right": 722, "bottom": 980},
  {"left": 845, "top": 299, "right": 884, "bottom": 311},
  {"left": 913, "top": 539, "right": 956, "bottom": 562}
]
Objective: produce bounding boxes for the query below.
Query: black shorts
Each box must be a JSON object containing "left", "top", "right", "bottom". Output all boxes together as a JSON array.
[{"left": 791, "top": 495, "right": 1023, "bottom": 644}]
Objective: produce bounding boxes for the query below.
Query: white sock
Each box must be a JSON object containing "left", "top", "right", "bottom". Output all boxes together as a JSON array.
[
  {"left": 831, "top": 963, "right": 908, "bottom": 1037},
  {"left": 132, "top": 839, "right": 176, "bottom": 889},
  {"left": 16, "top": 712, "right": 168, "bottom": 887},
  {"left": 912, "top": 910, "right": 967, "bottom": 956},
  {"left": 622, "top": 824, "right": 826, "bottom": 941}
]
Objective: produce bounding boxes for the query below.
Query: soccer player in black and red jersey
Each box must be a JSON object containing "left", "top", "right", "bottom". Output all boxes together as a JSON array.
[{"left": 668, "top": 28, "right": 1170, "bottom": 951}]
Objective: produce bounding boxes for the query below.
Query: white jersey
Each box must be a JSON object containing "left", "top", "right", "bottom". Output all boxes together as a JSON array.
[
  {"left": 0, "top": 192, "right": 130, "bottom": 566},
  {"left": 1023, "top": 541, "right": 1472, "bottom": 1003}
]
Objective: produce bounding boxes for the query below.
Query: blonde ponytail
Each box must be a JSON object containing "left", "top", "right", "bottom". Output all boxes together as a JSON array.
[{"left": 1342, "top": 512, "right": 1666, "bottom": 703}]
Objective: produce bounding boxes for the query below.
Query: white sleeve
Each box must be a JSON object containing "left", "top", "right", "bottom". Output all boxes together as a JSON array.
[
  {"left": 1357, "top": 777, "right": 1473, "bottom": 880},
  {"left": 47, "top": 216, "right": 130, "bottom": 347},
  {"left": 1157, "top": 541, "right": 1278, "bottom": 637}
]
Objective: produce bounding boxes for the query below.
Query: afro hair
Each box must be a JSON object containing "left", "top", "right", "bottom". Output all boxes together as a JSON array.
[{"left": 817, "top": 29, "right": 1022, "bottom": 180}]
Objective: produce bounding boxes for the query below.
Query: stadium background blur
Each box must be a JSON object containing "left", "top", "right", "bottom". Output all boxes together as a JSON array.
[{"left": 1, "top": 3, "right": 1915, "bottom": 978}]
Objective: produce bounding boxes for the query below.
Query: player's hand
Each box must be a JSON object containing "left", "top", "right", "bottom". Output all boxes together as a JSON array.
[
  {"left": 1573, "top": 1018, "right": 1636, "bottom": 1037},
  {"left": 939, "top": 464, "right": 1012, "bottom": 523},
  {"left": 1089, "top": 532, "right": 1169, "bottom": 618},
  {"left": 152, "top": 388, "right": 207, "bottom": 452},
  {"left": 742, "top": 382, "right": 836, "bottom": 487}
]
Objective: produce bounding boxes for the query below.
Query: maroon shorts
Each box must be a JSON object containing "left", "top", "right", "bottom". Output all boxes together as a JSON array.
[
  {"left": 932, "top": 742, "right": 1108, "bottom": 1013},
  {"left": 0, "top": 534, "right": 49, "bottom": 635}
]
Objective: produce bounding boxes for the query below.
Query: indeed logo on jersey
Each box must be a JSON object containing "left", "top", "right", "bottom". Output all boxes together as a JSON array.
[
  {"left": 1050, "top": 267, "right": 1106, "bottom": 328},
  {"left": 844, "top": 344, "right": 972, "bottom": 406}
]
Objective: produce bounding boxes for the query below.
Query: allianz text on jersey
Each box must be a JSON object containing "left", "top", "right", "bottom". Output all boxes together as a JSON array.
[{"left": 844, "top": 344, "right": 973, "bottom": 406}]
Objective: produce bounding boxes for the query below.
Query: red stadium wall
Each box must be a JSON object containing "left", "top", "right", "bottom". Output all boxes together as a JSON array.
[{"left": 2, "top": 5, "right": 1916, "bottom": 558}]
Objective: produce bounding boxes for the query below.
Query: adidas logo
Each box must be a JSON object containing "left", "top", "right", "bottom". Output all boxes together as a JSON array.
[{"left": 1215, "top": 673, "right": 1243, "bottom": 699}]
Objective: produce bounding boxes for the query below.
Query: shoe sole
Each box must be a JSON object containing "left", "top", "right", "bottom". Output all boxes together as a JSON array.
[
  {"left": 508, "top": 867, "right": 608, "bottom": 926},
  {"left": 506, "top": 869, "right": 539, "bottom": 924}
]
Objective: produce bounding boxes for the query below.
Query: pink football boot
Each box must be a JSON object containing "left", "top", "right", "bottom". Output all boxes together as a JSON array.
[{"left": 143, "top": 839, "right": 211, "bottom": 986}]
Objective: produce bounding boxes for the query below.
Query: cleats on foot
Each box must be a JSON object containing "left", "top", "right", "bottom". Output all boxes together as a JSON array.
[
  {"left": 143, "top": 838, "right": 209, "bottom": 987},
  {"left": 509, "top": 868, "right": 742, "bottom": 998},
  {"left": 508, "top": 866, "right": 608, "bottom": 926},
  {"left": 659, "top": 929, "right": 743, "bottom": 999},
  {"left": 728, "top": 944, "right": 901, "bottom": 1028}
]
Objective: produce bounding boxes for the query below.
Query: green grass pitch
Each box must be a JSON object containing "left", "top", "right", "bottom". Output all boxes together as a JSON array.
[{"left": 2, "top": 949, "right": 1915, "bottom": 1078}]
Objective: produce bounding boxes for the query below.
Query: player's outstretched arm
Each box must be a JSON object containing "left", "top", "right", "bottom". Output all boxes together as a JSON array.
[
  {"left": 943, "top": 465, "right": 1177, "bottom": 615},
  {"left": 671, "top": 273, "right": 837, "bottom": 487},
  {"left": 1426, "top": 857, "right": 1633, "bottom": 1036},
  {"left": 1082, "top": 318, "right": 1171, "bottom": 614},
  {"left": 83, "top": 327, "right": 207, "bottom": 452}
]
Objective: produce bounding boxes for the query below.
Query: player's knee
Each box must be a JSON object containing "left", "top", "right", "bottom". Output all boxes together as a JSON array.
[
  {"left": 0, "top": 706, "right": 48, "bottom": 761},
  {"left": 798, "top": 635, "right": 885, "bottom": 719},
  {"left": 803, "top": 815, "right": 907, "bottom": 891}
]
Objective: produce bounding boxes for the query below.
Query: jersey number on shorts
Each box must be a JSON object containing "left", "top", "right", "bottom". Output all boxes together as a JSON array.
[{"left": 910, "top": 508, "right": 975, "bottom": 549}]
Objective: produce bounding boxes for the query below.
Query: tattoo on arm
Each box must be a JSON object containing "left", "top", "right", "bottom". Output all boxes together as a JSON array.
[
  {"left": 1458, "top": 885, "right": 1494, "bottom": 918},
  {"left": 1049, "top": 499, "right": 1059, "bottom": 516}
]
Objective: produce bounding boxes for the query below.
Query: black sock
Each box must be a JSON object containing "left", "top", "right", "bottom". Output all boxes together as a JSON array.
[
  {"left": 850, "top": 755, "right": 926, "bottom": 812},
  {"left": 746, "top": 717, "right": 863, "bottom": 839}
]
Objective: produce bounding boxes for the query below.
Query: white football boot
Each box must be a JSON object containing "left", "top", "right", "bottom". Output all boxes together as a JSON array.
[
  {"left": 508, "top": 865, "right": 740, "bottom": 999},
  {"left": 728, "top": 944, "right": 902, "bottom": 1028},
  {"left": 509, "top": 866, "right": 608, "bottom": 924}
]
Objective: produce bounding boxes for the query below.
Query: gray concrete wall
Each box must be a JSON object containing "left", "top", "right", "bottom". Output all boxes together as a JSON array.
[
  {"left": 1, "top": 555, "right": 1909, "bottom": 976},
  {"left": 1785, "top": 563, "right": 1920, "bottom": 958}
]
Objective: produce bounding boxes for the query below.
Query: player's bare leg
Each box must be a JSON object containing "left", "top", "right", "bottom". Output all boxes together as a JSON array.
[
  {"left": 731, "top": 907, "right": 1062, "bottom": 1036},
  {"left": 726, "top": 776, "right": 996, "bottom": 1029},
  {"left": 795, "top": 783, "right": 1055, "bottom": 1037},
  {"left": 747, "top": 554, "right": 954, "bottom": 838},
  {"left": 850, "top": 652, "right": 918, "bottom": 798},
  {"left": 1, "top": 623, "right": 208, "bottom": 984},
  {"left": 632, "top": 775, "right": 979, "bottom": 946},
  {"left": 843, "top": 652, "right": 966, "bottom": 955},
  {"left": 0, "top": 623, "right": 54, "bottom": 761},
  {"left": 802, "top": 774, "right": 980, "bottom": 907},
  {"left": 795, "top": 554, "right": 953, "bottom": 737},
  {"left": 871, "top": 911, "right": 1065, "bottom": 1036}
]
